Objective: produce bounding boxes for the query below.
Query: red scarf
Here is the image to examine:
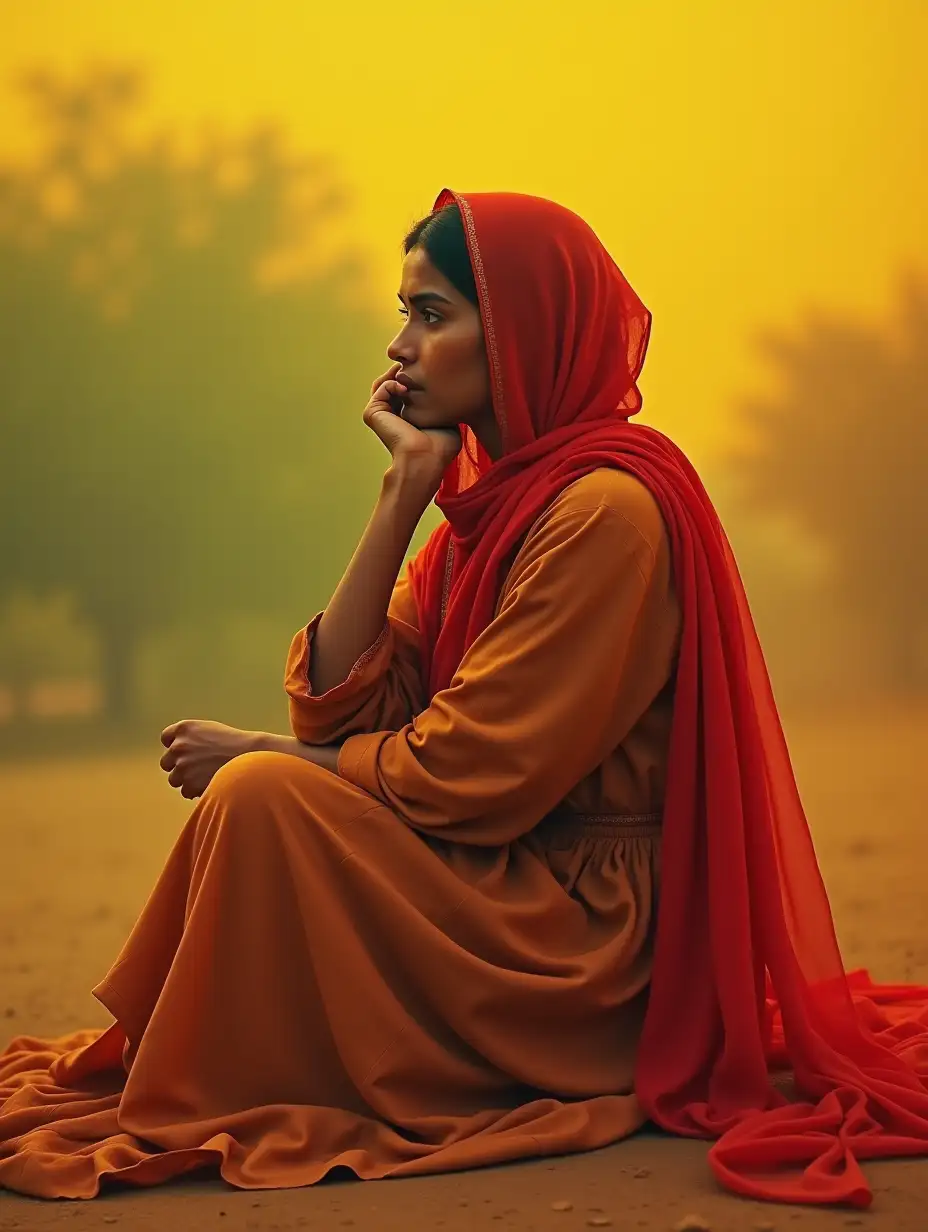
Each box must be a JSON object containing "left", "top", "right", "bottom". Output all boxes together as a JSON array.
[{"left": 408, "top": 188, "right": 928, "bottom": 1207}]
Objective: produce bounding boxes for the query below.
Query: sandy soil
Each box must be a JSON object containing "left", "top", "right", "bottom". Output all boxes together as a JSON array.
[{"left": 1, "top": 704, "right": 927, "bottom": 1231}]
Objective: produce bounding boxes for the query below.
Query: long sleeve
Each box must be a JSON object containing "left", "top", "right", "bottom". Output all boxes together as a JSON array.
[
  {"left": 284, "top": 565, "right": 426, "bottom": 745},
  {"left": 336, "top": 473, "right": 680, "bottom": 846}
]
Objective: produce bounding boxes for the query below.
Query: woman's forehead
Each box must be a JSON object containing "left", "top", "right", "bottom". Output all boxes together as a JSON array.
[{"left": 400, "top": 246, "right": 465, "bottom": 301}]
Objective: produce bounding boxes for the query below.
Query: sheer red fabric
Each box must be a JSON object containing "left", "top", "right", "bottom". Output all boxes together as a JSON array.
[{"left": 407, "top": 188, "right": 928, "bottom": 1207}]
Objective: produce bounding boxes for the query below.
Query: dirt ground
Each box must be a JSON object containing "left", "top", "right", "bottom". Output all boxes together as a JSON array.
[{"left": 1, "top": 703, "right": 927, "bottom": 1232}]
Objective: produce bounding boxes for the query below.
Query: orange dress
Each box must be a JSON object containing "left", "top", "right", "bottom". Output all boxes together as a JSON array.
[{"left": 0, "top": 467, "right": 681, "bottom": 1198}]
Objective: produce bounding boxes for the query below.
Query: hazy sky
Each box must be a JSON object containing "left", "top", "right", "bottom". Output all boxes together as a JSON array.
[{"left": 2, "top": 0, "right": 926, "bottom": 466}]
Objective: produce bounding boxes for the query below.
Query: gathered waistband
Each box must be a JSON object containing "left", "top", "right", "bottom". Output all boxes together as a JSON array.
[{"left": 537, "top": 808, "right": 663, "bottom": 843}]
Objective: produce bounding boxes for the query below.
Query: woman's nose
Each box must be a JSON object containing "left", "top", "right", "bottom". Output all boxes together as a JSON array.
[
  {"left": 387, "top": 323, "right": 416, "bottom": 365},
  {"left": 386, "top": 334, "right": 407, "bottom": 364}
]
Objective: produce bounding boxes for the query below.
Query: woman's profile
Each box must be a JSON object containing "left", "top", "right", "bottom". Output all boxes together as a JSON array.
[{"left": 1, "top": 188, "right": 927, "bottom": 1210}]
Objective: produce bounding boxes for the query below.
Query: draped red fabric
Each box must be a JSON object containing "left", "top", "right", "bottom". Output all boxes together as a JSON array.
[{"left": 407, "top": 188, "right": 928, "bottom": 1207}]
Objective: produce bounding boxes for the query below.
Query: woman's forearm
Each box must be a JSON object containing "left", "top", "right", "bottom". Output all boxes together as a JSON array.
[
  {"left": 308, "top": 469, "right": 432, "bottom": 696},
  {"left": 256, "top": 731, "right": 340, "bottom": 773}
]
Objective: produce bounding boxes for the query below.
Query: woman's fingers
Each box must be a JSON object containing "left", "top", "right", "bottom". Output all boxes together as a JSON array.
[
  {"left": 370, "top": 362, "right": 401, "bottom": 396},
  {"left": 160, "top": 721, "right": 183, "bottom": 747},
  {"left": 363, "top": 394, "right": 419, "bottom": 454},
  {"left": 368, "top": 379, "right": 408, "bottom": 414}
]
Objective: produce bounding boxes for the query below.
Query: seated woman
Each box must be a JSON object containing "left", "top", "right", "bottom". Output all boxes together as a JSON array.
[{"left": 1, "top": 189, "right": 927, "bottom": 1210}]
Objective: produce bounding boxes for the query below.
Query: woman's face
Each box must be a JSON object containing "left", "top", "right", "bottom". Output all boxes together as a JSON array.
[{"left": 387, "top": 246, "right": 500, "bottom": 457}]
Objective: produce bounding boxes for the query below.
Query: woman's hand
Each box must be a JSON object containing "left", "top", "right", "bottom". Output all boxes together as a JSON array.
[
  {"left": 363, "top": 362, "right": 462, "bottom": 497},
  {"left": 159, "top": 719, "right": 262, "bottom": 800}
]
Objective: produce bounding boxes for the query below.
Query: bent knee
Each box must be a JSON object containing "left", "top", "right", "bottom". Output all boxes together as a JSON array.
[{"left": 205, "top": 749, "right": 320, "bottom": 810}]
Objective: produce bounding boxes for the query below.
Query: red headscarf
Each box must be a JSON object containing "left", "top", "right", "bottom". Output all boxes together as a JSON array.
[{"left": 408, "top": 188, "right": 928, "bottom": 1208}]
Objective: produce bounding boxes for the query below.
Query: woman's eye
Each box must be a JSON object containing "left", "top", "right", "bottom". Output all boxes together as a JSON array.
[{"left": 397, "top": 307, "right": 441, "bottom": 325}]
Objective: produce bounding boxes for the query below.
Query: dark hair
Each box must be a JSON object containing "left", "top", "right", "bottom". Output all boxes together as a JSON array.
[{"left": 402, "top": 203, "right": 479, "bottom": 307}]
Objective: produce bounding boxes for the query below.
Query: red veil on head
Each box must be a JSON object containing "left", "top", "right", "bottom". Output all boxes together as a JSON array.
[{"left": 407, "top": 188, "right": 928, "bottom": 1208}]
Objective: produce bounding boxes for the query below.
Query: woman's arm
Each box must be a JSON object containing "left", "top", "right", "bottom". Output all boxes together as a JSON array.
[
  {"left": 308, "top": 356, "right": 460, "bottom": 698},
  {"left": 255, "top": 732, "right": 341, "bottom": 773},
  {"left": 334, "top": 495, "right": 681, "bottom": 845},
  {"left": 285, "top": 563, "right": 427, "bottom": 745},
  {"left": 308, "top": 469, "right": 433, "bottom": 696}
]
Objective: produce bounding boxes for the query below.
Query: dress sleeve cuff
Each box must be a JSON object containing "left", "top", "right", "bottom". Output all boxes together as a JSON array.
[
  {"left": 336, "top": 730, "right": 389, "bottom": 796},
  {"left": 285, "top": 612, "right": 392, "bottom": 707}
]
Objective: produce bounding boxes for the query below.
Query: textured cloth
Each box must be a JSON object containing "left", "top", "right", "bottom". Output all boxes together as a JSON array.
[
  {"left": 0, "top": 469, "right": 675, "bottom": 1198},
  {"left": 397, "top": 188, "right": 928, "bottom": 1208}
]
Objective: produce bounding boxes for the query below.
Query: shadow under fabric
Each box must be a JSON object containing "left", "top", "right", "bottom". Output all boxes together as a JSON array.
[{"left": 408, "top": 187, "right": 928, "bottom": 1208}]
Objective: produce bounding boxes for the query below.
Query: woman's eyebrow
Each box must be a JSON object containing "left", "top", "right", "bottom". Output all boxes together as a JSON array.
[{"left": 397, "top": 291, "right": 455, "bottom": 308}]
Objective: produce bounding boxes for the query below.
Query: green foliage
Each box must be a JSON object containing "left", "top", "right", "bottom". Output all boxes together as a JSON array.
[
  {"left": 0, "top": 590, "right": 96, "bottom": 679},
  {"left": 0, "top": 65, "right": 398, "bottom": 724}
]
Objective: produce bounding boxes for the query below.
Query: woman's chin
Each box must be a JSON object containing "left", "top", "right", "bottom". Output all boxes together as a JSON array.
[
  {"left": 403, "top": 403, "right": 436, "bottom": 425},
  {"left": 403, "top": 403, "right": 461, "bottom": 434},
  {"left": 406, "top": 401, "right": 457, "bottom": 423}
]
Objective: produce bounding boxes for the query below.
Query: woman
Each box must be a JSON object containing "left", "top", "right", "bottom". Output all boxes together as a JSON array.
[{"left": 1, "top": 189, "right": 926, "bottom": 1209}]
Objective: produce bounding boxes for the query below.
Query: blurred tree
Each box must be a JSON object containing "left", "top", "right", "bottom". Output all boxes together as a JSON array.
[
  {"left": 728, "top": 274, "right": 928, "bottom": 696},
  {"left": 0, "top": 590, "right": 98, "bottom": 720},
  {"left": 0, "top": 65, "right": 391, "bottom": 723}
]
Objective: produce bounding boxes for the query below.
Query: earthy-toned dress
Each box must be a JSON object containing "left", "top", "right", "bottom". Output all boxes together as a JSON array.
[{"left": 0, "top": 467, "right": 679, "bottom": 1197}]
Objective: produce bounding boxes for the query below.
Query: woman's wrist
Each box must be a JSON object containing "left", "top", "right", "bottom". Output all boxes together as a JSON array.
[
  {"left": 252, "top": 731, "right": 341, "bottom": 773},
  {"left": 381, "top": 464, "right": 439, "bottom": 520}
]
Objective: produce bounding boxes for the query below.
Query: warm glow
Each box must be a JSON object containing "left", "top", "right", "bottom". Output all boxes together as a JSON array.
[{"left": 3, "top": 0, "right": 925, "bottom": 468}]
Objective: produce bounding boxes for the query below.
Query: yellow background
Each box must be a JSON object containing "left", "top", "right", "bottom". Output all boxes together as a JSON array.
[{"left": 4, "top": 0, "right": 926, "bottom": 467}]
